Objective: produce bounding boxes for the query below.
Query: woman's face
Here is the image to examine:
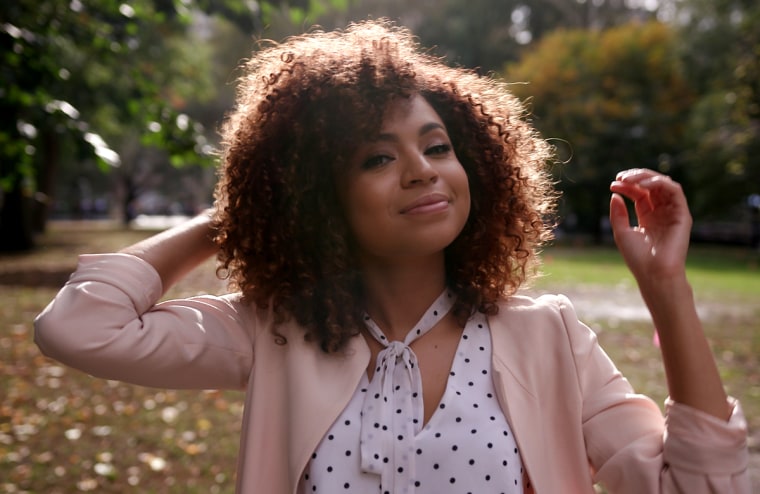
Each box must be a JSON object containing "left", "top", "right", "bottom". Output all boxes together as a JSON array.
[{"left": 338, "top": 94, "right": 471, "bottom": 265}]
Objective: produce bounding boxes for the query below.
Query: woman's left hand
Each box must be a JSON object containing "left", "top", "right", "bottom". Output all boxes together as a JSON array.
[
  {"left": 610, "top": 169, "right": 736, "bottom": 421},
  {"left": 609, "top": 168, "right": 692, "bottom": 284}
]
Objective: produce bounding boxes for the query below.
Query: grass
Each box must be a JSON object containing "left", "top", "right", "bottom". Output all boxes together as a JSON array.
[
  {"left": 536, "top": 244, "right": 760, "bottom": 299},
  {"left": 1, "top": 222, "right": 757, "bottom": 492}
]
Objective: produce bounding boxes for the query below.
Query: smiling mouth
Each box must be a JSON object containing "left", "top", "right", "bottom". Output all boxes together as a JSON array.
[{"left": 400, "top": 194, "right": 450, "bottom": 214}]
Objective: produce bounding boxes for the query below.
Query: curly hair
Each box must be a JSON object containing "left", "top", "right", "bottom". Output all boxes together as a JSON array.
[{"left": 212, "top": 19, "right": 557, "bottom": 353}]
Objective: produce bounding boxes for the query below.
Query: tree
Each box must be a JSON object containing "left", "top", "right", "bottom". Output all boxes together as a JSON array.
[
  {"left": 0, "top": 0, "right": 346, "bottom": 251},
  {"left": 505, "top": 22, "right": 695, "bottom": 240},
  {"left": 317, "top": 0, "right": 657, "bottom": 74},
  {"left": 672, "top": 0, "right": 760, "bottom": 221},
  {"left": 411, "top": 0, "right": 656, "bottom": 72},
  {"left": 0, "top": 0, "right": 214, "bottom": 249}
]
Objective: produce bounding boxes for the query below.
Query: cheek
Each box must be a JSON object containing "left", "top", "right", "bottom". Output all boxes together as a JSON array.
[
  {"left": 462, "top": 187, "right": 472, "bottom": 220},
  {"left": 453, "top": 168, "right": 472, "bottom": 218},
  {"left": 342, "top": 182, "right": 388, "bottom": 241},
  {"left": 459, "top": 189, "right": 472, "bottom": 238}
]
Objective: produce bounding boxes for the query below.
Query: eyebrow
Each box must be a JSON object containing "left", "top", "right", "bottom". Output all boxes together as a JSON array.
[{"left": 374, "top": 122, "right": 446, "bottom": 142}]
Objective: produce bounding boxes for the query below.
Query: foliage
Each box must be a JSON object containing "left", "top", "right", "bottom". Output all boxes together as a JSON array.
[
  {"left": 0, "top": 0, "right": 347, "bottom": 250},
  {"left": 505, "top": 22, "right": 695, "bottom": 236},
  {"left": 0, "top": 0, "right": 217, "bottom": 249},
  {"left": 414, "top": 0, "right": 658, "bottom": 71},
  {"left": 317, "top": 0, "right": 656, "bottom": 73},
  {"left": 1, "top": 0, "right": 210, "bottom": 183},
  {"left": 674, "top": 0, "right": 760, "bottom": 218}
]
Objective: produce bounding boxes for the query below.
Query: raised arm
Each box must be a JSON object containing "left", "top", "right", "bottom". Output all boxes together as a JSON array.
[
  {"left": 120, "top": 209, "right": 218, "bottom": 293},
  {"left": 608, "top": 168, "right": 731, "bottom": 420},
  {"left": 33, "top": 209, "right": 256, "bottom": 390}
]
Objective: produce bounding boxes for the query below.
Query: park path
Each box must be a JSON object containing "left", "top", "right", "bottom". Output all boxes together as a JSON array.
[{"left": 524, "top": 281, "right": 756, "bottom": 324}]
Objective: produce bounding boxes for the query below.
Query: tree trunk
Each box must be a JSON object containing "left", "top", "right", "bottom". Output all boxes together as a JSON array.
[
  {"left": 0, "top": 180, "right": 35, "bottom": 252},
  {"left": 31, "top": 129, "right": 61, "bottom": 233}
]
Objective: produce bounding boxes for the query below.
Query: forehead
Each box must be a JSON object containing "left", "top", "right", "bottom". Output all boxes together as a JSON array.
[
  {"left": 323, "top": 93, "right": 447, "bottom": 178},
  {"left": 376, "top": 94, "right": 445, "bottom": 134}
]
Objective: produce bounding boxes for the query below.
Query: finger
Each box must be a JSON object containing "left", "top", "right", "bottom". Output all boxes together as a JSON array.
[
  {"left": 610, "top": 180, "right": 654, "bottom": 216},
  {"left": 609, "top": 193, "right": 632, "bottom": 235},
  {"left": 610, "top": 180, "right": 649, "bottom": 201},
  {"left": 636, "top": 176, "right": 690, "bottom": 213},
  {"left": 616, "top": 171, "right": 682, "bottom": 201},
  {"left": 636, "top": 175, "right": 676, "bottom": 188},
  {"left": 615, "top": 168, "right": 662, "bottom": 183}
]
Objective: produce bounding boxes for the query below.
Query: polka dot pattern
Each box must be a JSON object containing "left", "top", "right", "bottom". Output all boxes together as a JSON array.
[
  {"left": 358, "top": 291, "right": 454, "bottom": 492},
  {"left": 299, "top": 292, "right": 523, "bottom": 493}
]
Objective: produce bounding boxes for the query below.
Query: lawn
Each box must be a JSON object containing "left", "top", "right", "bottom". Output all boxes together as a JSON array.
[{"left": 1, "top": 222, "right": 757, "bottom": 492}]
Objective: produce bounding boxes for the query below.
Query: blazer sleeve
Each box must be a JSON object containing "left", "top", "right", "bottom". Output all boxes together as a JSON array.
[
  {"left": 34, "top": 253, "right": 254, "bottom": 390},
  {"left": 556, "top": 295, "right": 750, "bottom": 493}
]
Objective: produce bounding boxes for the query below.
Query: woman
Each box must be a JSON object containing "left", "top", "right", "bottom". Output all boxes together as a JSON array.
[{"left": 34, "top": 20, "right": 749, "bottom": 493}]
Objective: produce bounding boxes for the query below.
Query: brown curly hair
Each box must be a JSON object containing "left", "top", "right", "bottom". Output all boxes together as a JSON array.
[{"left": 212, "top": 19, "right": 557, "bottom": 353}]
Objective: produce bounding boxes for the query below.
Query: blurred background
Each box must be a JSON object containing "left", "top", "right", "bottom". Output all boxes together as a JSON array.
[
  {"left": 1, "top": 1, "right": 758, "bottom": 492},
  {"left": 1, "top": 0, "right": 759, "bottom": 250}
]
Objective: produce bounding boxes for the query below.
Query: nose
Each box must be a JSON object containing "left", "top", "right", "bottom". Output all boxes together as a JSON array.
[{"left": 401, "top": 152, "right": 438, "bottom": 188}]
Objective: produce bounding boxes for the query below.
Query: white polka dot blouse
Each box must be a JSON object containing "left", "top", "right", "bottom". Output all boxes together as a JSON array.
[{"left": 299, "top": 290, "right": 524, "bottom": 493}]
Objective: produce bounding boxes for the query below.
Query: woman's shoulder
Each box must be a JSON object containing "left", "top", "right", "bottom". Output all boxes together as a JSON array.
[
  {"left": 496, "top": 292, "right": 575, "bottom": 314},
  {"left": 488, "top": 292, "right": 589, "bottom": 348}
]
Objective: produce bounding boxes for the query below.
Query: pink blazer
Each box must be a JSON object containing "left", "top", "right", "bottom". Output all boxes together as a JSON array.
[{"left": 34, "top": 254, "right": 750, "bottom": 493}]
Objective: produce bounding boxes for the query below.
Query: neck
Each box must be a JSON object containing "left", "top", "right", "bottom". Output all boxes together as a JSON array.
[{"left": 359, "top": 254, "right": 447, "bottom": 341}]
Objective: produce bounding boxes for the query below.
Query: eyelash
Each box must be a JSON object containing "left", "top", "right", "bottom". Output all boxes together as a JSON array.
[
  {"left": 426, "top": 143, "right": 452, "bottom": 155},
  {"left": 361, "top": 154, "right": 393, "bottom": 170},
  {"left": 361, "top": 143, "right": 452, "bottom": 170}
]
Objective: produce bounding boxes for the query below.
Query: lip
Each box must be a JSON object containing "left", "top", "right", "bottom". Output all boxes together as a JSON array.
[{"left": 400, "top": 192, "right": 451, "bottom": 214}]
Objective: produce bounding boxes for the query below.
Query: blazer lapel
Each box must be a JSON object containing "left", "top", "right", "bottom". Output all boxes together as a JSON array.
[
  {"left": 284, "top": 331, "right": 371, "bottom": 487},
  {"left": 489, "top": 304, "right": 554, "bottom": 494}
]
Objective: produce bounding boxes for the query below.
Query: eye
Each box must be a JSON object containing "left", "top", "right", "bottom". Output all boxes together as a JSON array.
[
  {"left": 425, "top": 143, "right": 452, "bottom": 156},
  {"left": 361, "top": 154, "right": 393, "bottom": 170}
]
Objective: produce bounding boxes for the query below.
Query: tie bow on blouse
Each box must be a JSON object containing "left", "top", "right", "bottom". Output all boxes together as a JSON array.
[{"left": 359, "top": 290, "right": 455, "bottom": 493}]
